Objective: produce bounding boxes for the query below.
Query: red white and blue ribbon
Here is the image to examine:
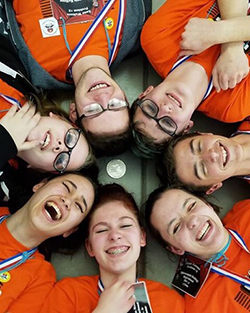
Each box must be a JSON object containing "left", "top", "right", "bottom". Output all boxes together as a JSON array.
[
  {"left": 210, "top": 228, "right": 250, "bottom": 288},
  {"left": 68, "top": 0, "right": 125, "bottom": 72},
  {"left": 0, "top": 94, "right": 22, "bottom": 110},
  {"left": 0, "top": 215, "right": 37, "bottom": 274}
]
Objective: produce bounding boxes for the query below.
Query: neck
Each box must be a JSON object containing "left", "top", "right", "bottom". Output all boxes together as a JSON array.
[
  {"left": 99, "top": 264, "right": 137, "bottom": 289},
  {"left": 166, "top": 61, "right": 209, "bottom": 110},
  {"left": 6, "top": 207, "right": 46, "bottom": 249},
  {"left": 72, "top": 55, "right": 110, "bottom": 85}
]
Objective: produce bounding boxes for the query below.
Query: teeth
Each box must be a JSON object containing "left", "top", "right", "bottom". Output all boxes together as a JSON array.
[
  {"left": 90, "top": 83, "right": 108, "bottom": 91},
  {"left": 220, "top": 145, "right": 227, "bottom": 166},
  {"left": 167, "top": 94, "right": 180, "bottom": 107},
  {"left": 45, "top": 201, "right": 62, "bottom": 221},
  {"left": 42, "top": 132, "right": 50, "bottom": 149},
  {"left": 197, "top": 222, "right": 210, "bottom": 240},
  {"left": 106, "top": 247, "right": 128, "bottom": 255}
]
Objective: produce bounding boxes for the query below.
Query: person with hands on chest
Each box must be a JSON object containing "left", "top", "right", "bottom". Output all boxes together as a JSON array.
[
  {"left": 41, "top": 184, "right": 185, "bottom": 313},
  {"left": 0, "top": 172, "right": 96, "bottom": 313}
]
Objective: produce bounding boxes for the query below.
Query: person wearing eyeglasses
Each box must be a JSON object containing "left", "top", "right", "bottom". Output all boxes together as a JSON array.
[
  {"left": 2, "top": 0, "right": 151, "bottom": 156},
  {"left": 145, "top": 186, "right": 250, "bottom": 313},
  {"left": 130, "top": 0, "right": 250, "bottom": 158},
  {"left": 0, "top": 171, "right": 96, "bottom": 312}
]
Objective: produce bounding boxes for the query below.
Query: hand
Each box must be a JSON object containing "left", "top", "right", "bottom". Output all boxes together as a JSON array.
[
  {"left": 0, "top": 102, "right": 41, "bottom": 151},
  {"left": 179, "top": 18, "right": 218, "bottom": 56},
  {"left": 93, "top": 280, "right": 135, "bottom": 313},
  {"left": 212, "top": 43, "right": 249, "bottom": 92}
]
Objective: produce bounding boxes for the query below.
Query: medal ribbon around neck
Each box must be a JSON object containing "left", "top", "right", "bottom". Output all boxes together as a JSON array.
[
  {"left": 67, "top": 0, "right": 125, "bottom": 76},
  {"left": 0, "top": 215, "right": 37, "bottom": 274},
  {"left": 210, "top": 228, "right": 250, "bottom": 287}
]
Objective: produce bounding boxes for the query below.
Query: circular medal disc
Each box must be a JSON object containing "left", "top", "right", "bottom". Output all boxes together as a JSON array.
[{"left": 106, "top": 159, "right": 126, "bottom": 179}]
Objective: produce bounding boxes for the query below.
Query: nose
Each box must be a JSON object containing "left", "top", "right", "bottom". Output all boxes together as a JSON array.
[
  {"left": 202, "top": 148, "right": 219, "bottom": 163},
  {"left": 61, "top": 197, "right": 71, "bottom": 211},
  {"left": 93, "top": 92, "right": 111, "bottom": 109},
  {"left": 53, "top": 139, "right": 64, "bottom": 153},
  {"left": 158, "top": 102, "right": 173, "bottom": 116},
  {"left": 108, "top": 229, "right": 121, "bottom": 241},
  {"left": 186, "top": 214, "right": 198, "bottom": 230}
]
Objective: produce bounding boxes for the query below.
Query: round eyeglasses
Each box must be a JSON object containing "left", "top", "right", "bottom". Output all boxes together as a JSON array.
[{"left": 53, "top": 128, "right": 81, "bottom": 173}]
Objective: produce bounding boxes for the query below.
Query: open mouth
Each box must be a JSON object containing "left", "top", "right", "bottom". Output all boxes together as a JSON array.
[
  {"left": 219, "top": 143, "right": 228, "bottom": 167},
  {"left": 167, "top": 93, "right": 181, "bottom": 108},
  {"left": 105, "top": 246, "right": 129, "bottom": 255},
  {"left": 196, "top": 221, "right": 211, "bottom": 241},
  {"left": 41, "top": 131, "right": 51, "bottom": 150},
  {"left": 45, "top": 201, "right": 62, "bottom": 221},
  {"left": 88, "top": 83, "right": 110, "bottom": 92}
]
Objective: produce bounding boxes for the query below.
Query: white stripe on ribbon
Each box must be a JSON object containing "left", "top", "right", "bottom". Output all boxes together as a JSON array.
[
  {"left": 0, "top": 94, "right": 22, "bottom": 109},
  {"left": 68, "top": 0, "right": 117, "bottom": 69},
  {"left": 108, "top": 0, "right": 125, "bottom": 65}
]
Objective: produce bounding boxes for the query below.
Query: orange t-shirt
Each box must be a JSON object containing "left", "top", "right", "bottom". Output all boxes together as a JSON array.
[
  {"left": 185, "top": 200, "right": 250, "bottom": 312},
  {"left": 0, "top": 79, "right": 25, "bottom": 119},
  {"left": 42, "top": 275, "right": 185, "bottom": 312},
  {"left": 141, "top": 0, "right": 250, "bottom": 123},
  {"left": 0, "top": 207, "right": 56, "bottom": 313},
  {"left": 12, "top": 0, "right": 125, "bottom": 82}
]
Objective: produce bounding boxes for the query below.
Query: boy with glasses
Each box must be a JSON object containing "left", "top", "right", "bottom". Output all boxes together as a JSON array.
[
  {"left": 2, "top": 0, "right": 151, "bottom": 156},
  {"left": 131, "top": 0, "right": 250, "bottom": 158}
]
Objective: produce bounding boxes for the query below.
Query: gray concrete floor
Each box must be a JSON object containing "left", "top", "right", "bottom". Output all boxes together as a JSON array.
[{"left": 51, "top": 0, "right": 250, "bottom": 288}]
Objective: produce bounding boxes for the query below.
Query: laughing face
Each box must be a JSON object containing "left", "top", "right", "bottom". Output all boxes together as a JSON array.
[
  {"left": 86, "top": 200, "right": 146, "bottom": 277},
  {"left": 18, "top": 114, "right": 90, "bottom": 172},
  {"left": 71, "top": 68, "right": 129, "bottom": 136},
  {"left": 150, "top": 189, "right": 228, "bottom": 259},
  {"left": 27, "top": 173, "right": 95, "bottom": 238},
  {"left": 173, "top": 133, "right": 243, "bottom": 189}
]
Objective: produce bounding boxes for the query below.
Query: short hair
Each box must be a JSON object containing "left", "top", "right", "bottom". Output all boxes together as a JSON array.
[
  {"left": 157, "top": 132, "right": 213, "bottom": 196},
  {"left": 84, "top": 183, "right": 143, "bottom": 239},
  {"left": 130, "top": 98, "right": 166, "bottom": 158},
  {"left": 83, "top": 126, "right": 132, "bottom": 157},
  {"left": 144, "top": 186, "right": 221, "bottom": 251}
]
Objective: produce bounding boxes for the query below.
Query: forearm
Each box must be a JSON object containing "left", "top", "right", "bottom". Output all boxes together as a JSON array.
[{"left": 214, "top": 17, "right": 250, "bottom": 44}]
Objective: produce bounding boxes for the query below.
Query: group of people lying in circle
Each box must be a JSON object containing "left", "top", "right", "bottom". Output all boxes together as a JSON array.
[{"left": 1, "top": 0, "right": 250, "bottom": 312}]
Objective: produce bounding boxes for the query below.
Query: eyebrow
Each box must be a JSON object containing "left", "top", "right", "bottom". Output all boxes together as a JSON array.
[
  {"left": 66, "top": 180, "right": 88, "bottom": 211},
  {"left": 167, "top": 198, "right": 190, "bottom": 233},
  {"left": 189, "top": 139, "right": 202, "bottom": 180}
]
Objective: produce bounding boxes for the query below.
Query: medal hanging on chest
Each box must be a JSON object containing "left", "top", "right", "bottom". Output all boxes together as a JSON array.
[{"left": 0, "top": 271, "right": 11, "bottom": 296}]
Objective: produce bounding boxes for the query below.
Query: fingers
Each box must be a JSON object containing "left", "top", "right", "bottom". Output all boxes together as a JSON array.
[{"left": 18, "top": 139, "right": 41, "bottom": 152}]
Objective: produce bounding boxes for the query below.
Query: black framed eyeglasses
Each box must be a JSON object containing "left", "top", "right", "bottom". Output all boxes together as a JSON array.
[
  {"left": 76, "top": 98, "right": 129, "bottom": 124},
  {"left": 53, "top": 128, "right": 81, "bottom": 173},
  {"left": 138, "top": 99, "right": 178, "bottom": 137}
]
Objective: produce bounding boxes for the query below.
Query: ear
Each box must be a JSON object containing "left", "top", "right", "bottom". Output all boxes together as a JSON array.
[
  {"left": 183, "top": 120, "right": 194, "bottom": 134},
  {"left": 85, "top": 238, "right": 95, "bottom": 257},
  {"left": 69, "top": 102, "right": 77, "bottom": 123},
  {"left": 62, "top": 226, "right": 79, "bottom": 238},
  {"left": 140, "top": 229, "right": 146, "bottom": 247},
  {"left": 138, "top": 86, "right": 154, "bottom": 99},
  {"left": 167, "top": 245, "right": 185, "bottom": 255},
  {"left": 205, "top": 182, "right": 223, "bottom": 195},
  {"left": 32, "top": 179, "right": 48, "bottom": 192}
]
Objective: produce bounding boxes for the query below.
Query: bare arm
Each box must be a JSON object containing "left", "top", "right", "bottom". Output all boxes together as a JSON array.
[{"left": 212, "top": 0, "right": 249, "bottom": 92}]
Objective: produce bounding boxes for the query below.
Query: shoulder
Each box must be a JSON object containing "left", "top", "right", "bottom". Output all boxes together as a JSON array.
[{"left": 223, "top": 199, "right": 250, "bottom": 235}]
